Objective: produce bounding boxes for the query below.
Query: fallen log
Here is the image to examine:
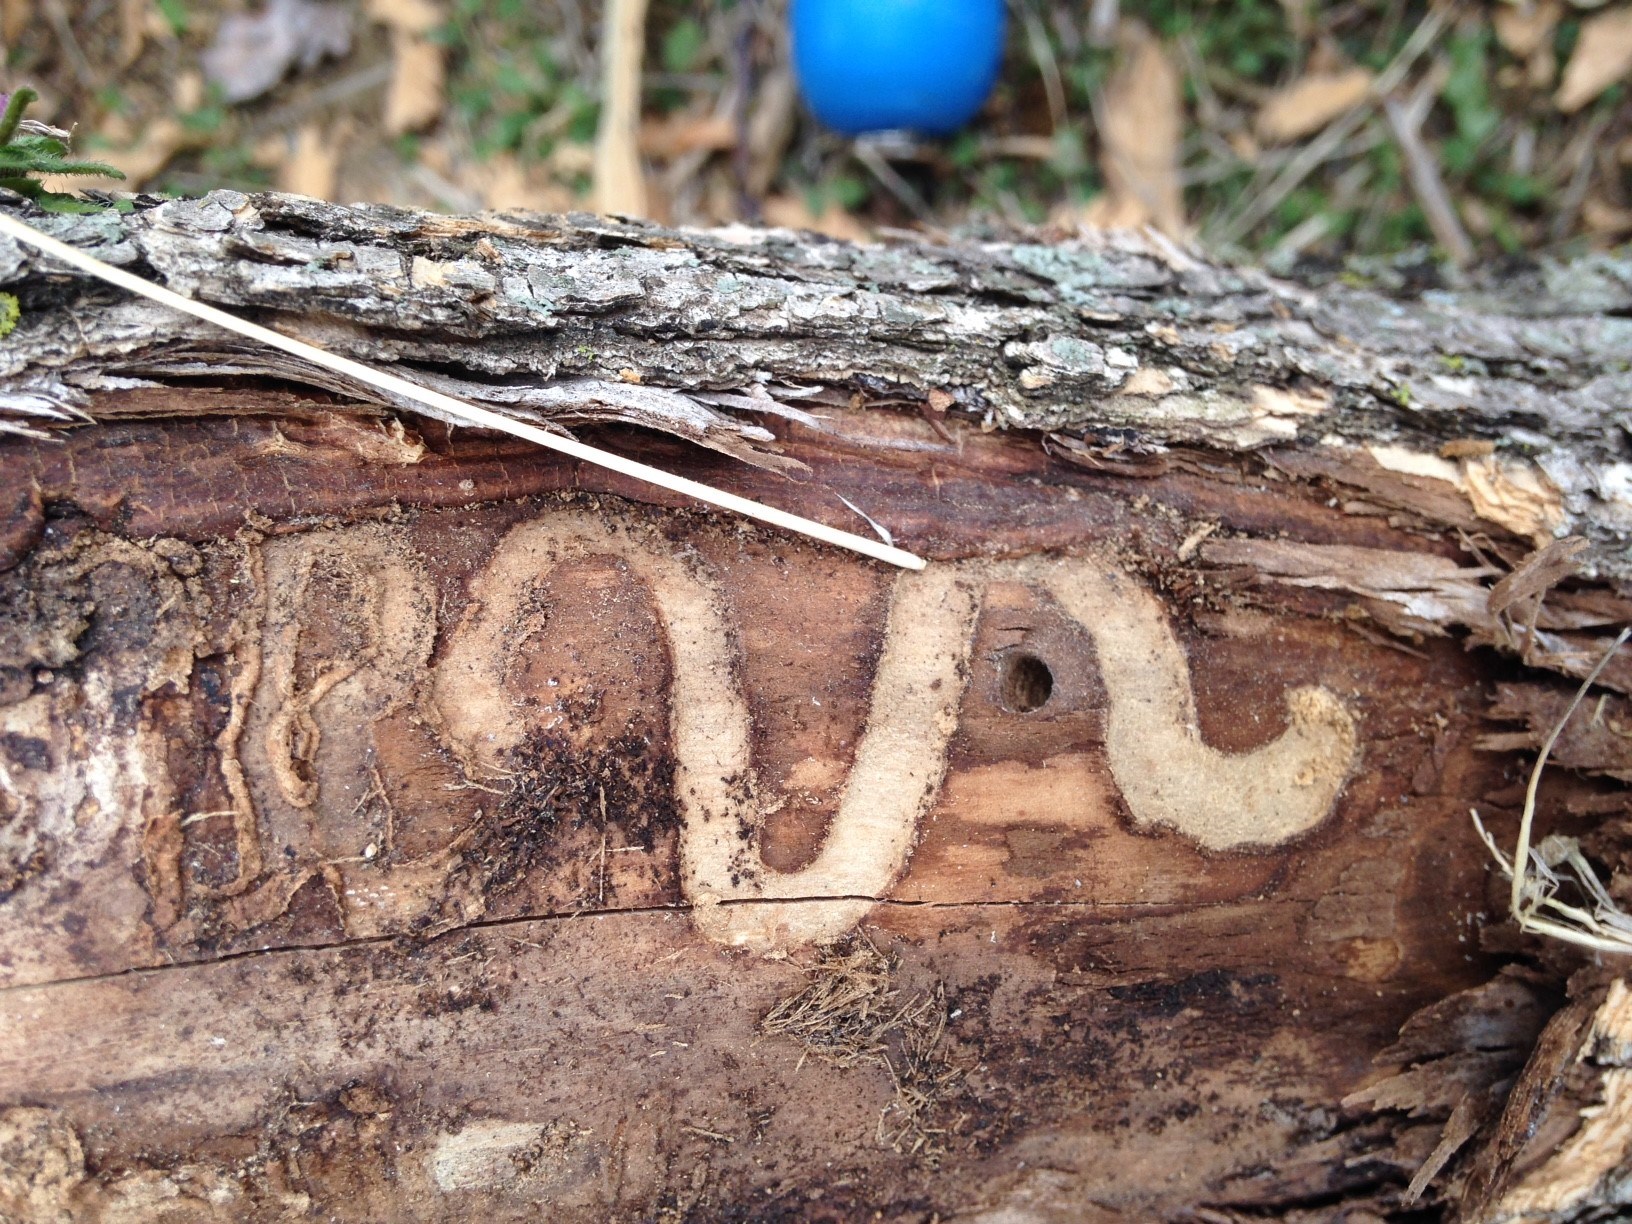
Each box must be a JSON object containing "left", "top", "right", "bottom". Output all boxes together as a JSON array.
[{"left": 0, "top": 192, "right": 1629, "bottom": 1222}]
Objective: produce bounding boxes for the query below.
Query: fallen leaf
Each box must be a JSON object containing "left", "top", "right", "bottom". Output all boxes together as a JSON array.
[
  {"left": 1493, "top": 0, "right": 1562, "bottom": 57},
  {"left": 546, "top": 141, "right": 594, "bottom": 178},
  {"left": 1278, "top": 0, "right": 1313, "bottom": 42},
  {"left": 202, "top": 0, "right": 353, "bottom": 104},
  {"left": 1527, "top": 45, "right": 1559, "bottom": 89},
  {"left": 1256, "top": 66, "right": 1374, "bottom": 143},
  {"left": 639, "top": 111, "right": 736, "bottom": 159},
  {"left": 475, "top": 154, "right": 578, "bottom": 213},
  {"left": 700, "top": 165, "right": 738, "bottom": 224},
  {"left": 382, "top": 29, "right": 445, "bottom": 135},
  {"left": 1556, "top": 5, "right": 1632, "bottom": 112},
  {"left": 118, "top": 0, "right": 149, "bottom": 66},
  {"left": 172, "top": 70, "right": 204, "bottom": 113},
  {"left": 1584, "top": 194, "right": 1632, "bottom": 234},
  {"left": 1083, "top": 21, "right": 1186, "bottom": 237},
  {"left": 984, "top": 134, "right": 1060, "bottom": 159},
  {"left": 278, "top": 123, "right": 342, "bottom": 199},
  {"left": 367, "top": 0, "right": 447, "bottom": 136},
  {"left": 103, "top": 119, "right": 191, "bottom": 182},
  {"left": 1, "top": 0, "right": 31, "bottom": 45},
  {"left": 1226, "top": 129, "right": 1262, "bottom": 161},
  {"left": 762, "top": 194, "right": 871, "bottom": 243}
]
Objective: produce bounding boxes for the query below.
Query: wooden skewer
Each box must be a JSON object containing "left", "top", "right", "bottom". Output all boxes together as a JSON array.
[{"left": 0, "top": 209, "right": 926, "bottom": 571}]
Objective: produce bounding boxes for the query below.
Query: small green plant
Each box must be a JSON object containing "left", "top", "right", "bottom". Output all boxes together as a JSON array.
[
  {"left": 154, "top": 0, "right": 188, "bottom": 35},
  {"left": 0, "top": 88, "right": 126, "bottom": 214},
  {"left": 0, "top": 291, "right": 18, "bottom": 339}
]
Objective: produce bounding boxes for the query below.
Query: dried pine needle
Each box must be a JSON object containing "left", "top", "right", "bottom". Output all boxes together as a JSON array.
[{"left": 760, "top": 934, "right": 965, "bottom": 1159}]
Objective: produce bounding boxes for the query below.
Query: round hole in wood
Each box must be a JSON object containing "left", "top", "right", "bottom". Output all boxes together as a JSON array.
[{"left": 999, "top": 651, "right": 1053, "bottom": 713}]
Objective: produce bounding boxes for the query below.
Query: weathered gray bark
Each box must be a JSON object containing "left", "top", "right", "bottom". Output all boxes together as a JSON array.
[
  {"left": 3, "top": 190, "right": 1629, "bottom": 574},
  {"left": 1, "top": 192, "right": 1630, "bottom": 1224}
]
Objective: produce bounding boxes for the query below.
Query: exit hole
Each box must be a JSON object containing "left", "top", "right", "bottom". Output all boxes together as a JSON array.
[{"left": 999, "top": 652, "right": 1054, "bottom": 713}]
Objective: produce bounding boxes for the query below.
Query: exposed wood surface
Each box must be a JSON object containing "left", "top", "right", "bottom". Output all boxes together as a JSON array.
[{"left": 1, "top": 194, "right": 1630, "bottom": 1222}]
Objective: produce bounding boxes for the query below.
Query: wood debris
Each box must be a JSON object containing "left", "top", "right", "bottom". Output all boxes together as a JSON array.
[
  {"left": 201, "top": 0, "right": 353, "bottom": 104},
  {"left": 761, "top": 935, "right": 965, "bottom": 1160},
  {"left": 1255, "top": 66, "right": 1374, "bottom": 144},
  {"left": 593, "top": 0, "right": 651, "bottom": 217}
]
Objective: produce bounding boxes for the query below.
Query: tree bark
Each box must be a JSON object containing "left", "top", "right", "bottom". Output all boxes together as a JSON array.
[{"left": 0, "top": 191, "right": 1629, "bottom": 1222}]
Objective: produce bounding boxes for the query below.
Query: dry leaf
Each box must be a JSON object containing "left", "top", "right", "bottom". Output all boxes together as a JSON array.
[
  {"left": 762, "top": 194, "right": 871, "bottom": 244},
  {"left": 0, "top": 0, "right": 31, "bottom": 44},
  {"left": 1556, "top": 5, "right": 1632, "bottom": 112},
  {"left": 1494, "top": 0, "right": 1562, "bottom": 56},
  {"left": 202, "top": 0, "right": 353, "bottom": 105},
  {"left": 278, "top": 123, "right": 342, "bottom": 199},
  {"left": 370, "top": 0, "right": 446, "bottom": 136},
  {"left": 1256, "top": 66, "right": 1374, "bottom": 143},
  {"left": 639, "top": 111, "right": 735, "bottom": 159},
  {"left": 1084, "top": 22, "right": 1185, "bottom": 237},
  {"left": 1278, "top": 0, "right": 1313, "bottom": 42},
  {"left": 118, "top": 0, "right": 149, "bottom": 66},
  {"left": 1527, "top": 45, "right": 1559, "bottom": 89},
  {"left": 101, "top": 119, "right": 190, "bottom": 183},
  {"left": 1584, "top": 194, "right": 1632, "bottom": 234},
  {"left": 476, "top": 154, "right": 577, "bottom": 213},
  {"left": 172, "top": 70, "right": 204, "bottom": 114},
  {"left": 701, "top": 166, "right": 739, "bottom": 224},
  {"left": 546, "top": 141, "right": 594, "bottom": 178},
  {"left": 1226, "top": 129, "right": 1262, "bottom": 162},
  {"left": 382, "top": 29, "right": 445, "bottom": 135}
]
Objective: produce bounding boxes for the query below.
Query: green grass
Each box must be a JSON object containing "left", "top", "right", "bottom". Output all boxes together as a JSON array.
[
  {"left": 9, "top": 0, "right": 1591, "bottom": 265},
  {"left": 0, "top": 88, "right": 125, "bottom": 213},
  {"left": 438, "top": 0, "right": 600, "bottom": 162}
]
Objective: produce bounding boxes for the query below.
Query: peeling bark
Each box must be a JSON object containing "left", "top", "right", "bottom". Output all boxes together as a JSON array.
[{"left": 3, "top": 191, "right": 1630, "bottom": 573}]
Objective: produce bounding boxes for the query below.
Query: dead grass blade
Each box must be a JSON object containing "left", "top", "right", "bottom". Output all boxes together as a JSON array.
[{"left": 1473, "top": 626, "right": 1632, "bottom": 956}]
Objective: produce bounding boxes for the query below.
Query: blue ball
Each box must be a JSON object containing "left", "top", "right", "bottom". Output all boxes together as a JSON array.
[{"left": 790, "top": 0, "right": 1007, "bottom": 137}]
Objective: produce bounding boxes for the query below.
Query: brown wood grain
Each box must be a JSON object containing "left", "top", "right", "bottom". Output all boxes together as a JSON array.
[{"left": 3, "top": 402, "right": 1584, "bottom": 1221}]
